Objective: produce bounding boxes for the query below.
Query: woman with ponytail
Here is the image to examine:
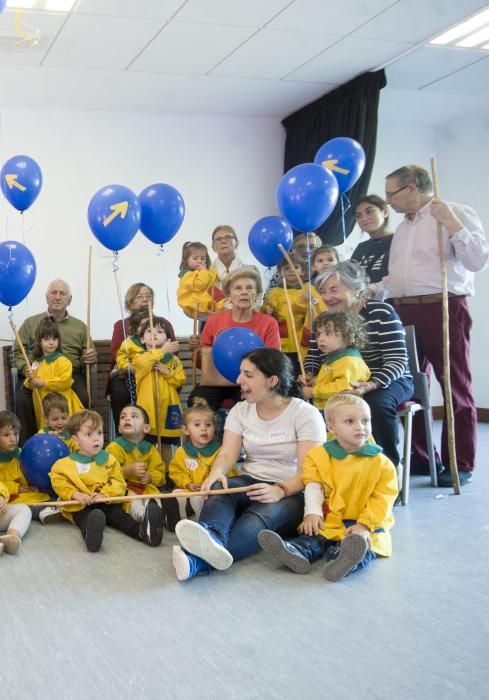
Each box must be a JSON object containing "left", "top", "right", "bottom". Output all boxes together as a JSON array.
[{"left": 172, "top": 348, "right": 326, "bottom": 581}]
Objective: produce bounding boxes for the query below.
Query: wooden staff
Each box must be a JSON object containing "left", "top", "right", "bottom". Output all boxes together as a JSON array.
[
  {"left": 85, "top": 246, "right": 93, "bottom": 407},
  {"left": 22, "top": 485, "right": 252, "bottom": 508},
  {"left": 278, "top": 243, "right": 318, "bottom": 319},
  {"left": 9, "top": 319, "right": 43, "bottom": 410},
  {"left": 430, "top": 157, "right": 460, "bottom": 495},
  {"left": 148, "top": 303, "right": 162, "bottom": 455},
  {"left": 283, "top": 277, "right": 306, "bottom": 378},
  {"left": 191, "top": 304, "right": 199, "bottom": 387}
]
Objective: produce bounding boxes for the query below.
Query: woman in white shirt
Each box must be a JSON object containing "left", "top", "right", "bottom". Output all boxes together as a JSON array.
[{"left": 172, "top": 348, "right": 326, "bottom": 581}]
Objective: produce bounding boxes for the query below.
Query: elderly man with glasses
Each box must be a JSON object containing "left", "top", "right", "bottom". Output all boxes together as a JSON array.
[
  {"left": 375, "top": 164, "right": 488, "bottom": 486},
  {"left": 13, "top": 279, "right": 96, "bottom": 444}
]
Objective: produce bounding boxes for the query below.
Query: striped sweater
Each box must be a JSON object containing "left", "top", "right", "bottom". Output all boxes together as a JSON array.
[{"left": 304, "top": 301, "right": 411, "bottom": 388}]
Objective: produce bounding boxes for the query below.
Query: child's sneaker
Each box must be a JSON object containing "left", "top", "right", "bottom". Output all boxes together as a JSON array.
[
  {"left": 85, "top": 510, "right": 106, "bottom": 552},
  {"left": 258, "top": 530, "right": 311, "bottom": 574},
  {"left": 139, "top": 499, "right": 164, "bottom": 546},
  {"left": 175, "top": 520, "right": 233, "bottom": 570},
  {"left": 322, "top": 533, "right": 368, "bottom": 582},
  {"left": 39, "top": 506, "right": 62, "bottom": 525},
  {"left": 172, "top": 545, "right": 210, "bottom": 581},
  {"left": 0, "top": 533, "right": 22, "bottom": 554}
]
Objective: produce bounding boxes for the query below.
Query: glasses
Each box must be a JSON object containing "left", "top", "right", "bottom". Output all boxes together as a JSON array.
[
  {"left": 385, "top": 184, "right": 409, "bottom": 198},
  {"left": 213, "top": 235, "right": 236, "bottom": 244},
  {"left": 134, "top": 294, "right": 152, "bottom": 301}
]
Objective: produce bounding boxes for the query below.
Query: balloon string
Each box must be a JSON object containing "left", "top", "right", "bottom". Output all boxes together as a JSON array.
[
  {"left": 306, "top": 234, "right": 314, "bottom": 352},
  {"left": 340, "top": 193, "right": 351, "bottom": 244},
  {"left": 8, "top": 306, "right": 18, "bottom": 414},
  {"left": 112, "top": 251, "right": 136, "bottom": 406}
]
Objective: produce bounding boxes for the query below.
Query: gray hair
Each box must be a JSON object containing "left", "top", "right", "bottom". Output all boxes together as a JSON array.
[
  {"left": 315, "top": 260, "right": 369, "bottom": 296},
  {"left": 386, "top": 165, "right": 433, "bottom": 195},
  {"left": 47, "top": 279, "right": 71, "bottom": 296}
]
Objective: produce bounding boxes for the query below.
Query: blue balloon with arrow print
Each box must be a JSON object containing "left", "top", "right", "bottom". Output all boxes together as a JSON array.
[
  {"left": 314, "top": 137, "right": 366, "bottom": 193},
  {"left": 1, "top": 155, "right": 43, "bottom": 212},
  {"left": 87, "top": 184, "right": 141, "bottom": 251}
]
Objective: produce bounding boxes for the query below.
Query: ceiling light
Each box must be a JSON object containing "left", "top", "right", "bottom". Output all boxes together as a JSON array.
[
  {"left": 456, "top": 24, "right": 489, "bottom": 47},
  {"left": 429, "top": 6, "right": 489, "bottom": 45},
  {"left": 6, "top": 0, "right": 76, "bottom": 11}
]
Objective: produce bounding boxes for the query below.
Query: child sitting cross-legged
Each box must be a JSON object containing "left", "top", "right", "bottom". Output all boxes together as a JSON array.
[
  {"left": 106, "top": 404, "right": 181, "bottom": 533},
  {"left": 49, "top": 410, "right": 164, "bottom": 553},
  {"left": 258, "top": 394, "right": 398, "bottom": 581},
  {"left": 169, "top": 399, "right": 235, "bottom": 522},
  {"left": 302, "top": 310, "right": 370, "bottom": 411},
  {"left": 0, "top": 411, "right": 35, "bottom": 554}
]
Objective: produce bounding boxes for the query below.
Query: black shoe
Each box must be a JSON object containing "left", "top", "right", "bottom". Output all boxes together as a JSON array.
[
  {"left": 85, "top": 510, "right": 106, "bottom": 552},
  {"left": 162, "top": 496, "right": 181, "bottom": 533},
  {"left": 323, "top": 534, "right": 368, "bottom": 582},
  {"left": 410, "top": 462, "right": 444, "bottom": 476},
  {"left": 257, "top": 530, "right": 311, "bottom": 574},
  {"left": 437, "top": 469, "right": 473, "bottom": 487},
  {"left": 140, "top": 499, "right": 164, "bottom": 546}
]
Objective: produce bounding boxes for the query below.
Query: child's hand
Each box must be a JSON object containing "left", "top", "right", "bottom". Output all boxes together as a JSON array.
[
  {"left": 25, "top": 368, "right": 35, "bottom": 381},
  {"left": 262, "top": 305, "right": 274, "bottom": 315},
  {"left": 302, "top": 386, "right": 313, "bottom": 400},
  {"left": 186, "top": 482, "right": 201, "bottom": 492},
  {"left": 90, "top": 492, "right": 105, "bottom": 503},
  {"left": 0, "top": 496, "right": 7, "bottom": 513},
  {"left": 31, "top": 377, "right": 46, "bottom": 388},
  {"left": 162, "top": 340, "right": 179, "bottom": 355},
  {"left": 72, "top": 491, "right": 92, "bottom": 505},
  {"left": 139, "top": 471, "right": 151, "bottom": 485},
  {"left": 299, "top": 288, "right": 309, "bottom": 303},
  {"left": 344, "top": 523, "right": 372, "bottom": 548},
  {"left": 189, "top": 335, "right": 200, "bottom": 350},
  {"left": 298, "top": 514, "right": 323, "bottom": 536},
  {"left": 125, "top": 462, "right": 147, "bottom": 479},
  {"left": 154, "top": 362, "right": 170, "bottom": 375}
]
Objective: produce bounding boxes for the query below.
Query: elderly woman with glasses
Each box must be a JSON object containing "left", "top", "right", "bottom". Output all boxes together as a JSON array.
[
  {"left": 211, "top": 225, "right": 252, "bottom": 288},
  {"left": 303, "top": 261, "right": 413, "bottom": 470},
  {"left": 107, "top": 282, "right": 175, "bottom": 429}
]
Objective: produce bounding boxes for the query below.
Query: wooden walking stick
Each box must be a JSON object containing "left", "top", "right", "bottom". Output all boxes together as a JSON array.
[
  {"left": 283, "top": 277, "right": 306, "bottom": 379},
  {"left": 9, "top": 319, "right": 43, "bottom": 411},
  {"left": 191, "top": 304, "right": 199, "bottom": 388},
  {"left": 85, "top": 246, "right": 93, "bottom": 407},
  {"left": 148, "top": 303, "right": 162, "bottom": 455},
  {"left": 430, "top": 157, "right": 460, "bottom": 495},
  {"left": 23, "top": 485, "right": 252, "bottom": 508}
]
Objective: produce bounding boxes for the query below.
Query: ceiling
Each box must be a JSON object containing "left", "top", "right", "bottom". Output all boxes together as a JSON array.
[{"left": 0, "top": 0, "right": 488, "bottom": 124}]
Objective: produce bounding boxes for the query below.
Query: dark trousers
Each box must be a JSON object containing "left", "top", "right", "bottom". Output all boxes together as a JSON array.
[
  {"left": 15, "top": 370, "right": 89, "bottom": 446},
  {"left": 188, "top": 384, "right": 241, "bottom": 412},
  {"left": 108, "top": 373, "right": 134, "bottom": 432},
  {"left": 73, "top": 503, "right": 140, "bottom": 540},
  {"left": 395, "top": 297, "right": 476, "bottom": 471},
  {"left": 289, "top": 533, "right": 376, "bottom": 573},
  {"left": 363, "top": 376, "right": 414, "bottom": 467}
]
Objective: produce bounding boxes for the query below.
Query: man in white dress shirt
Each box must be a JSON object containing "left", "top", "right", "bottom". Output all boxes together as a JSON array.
[{"left": 382, "top": 164, "right": 488, "bottom": 486}]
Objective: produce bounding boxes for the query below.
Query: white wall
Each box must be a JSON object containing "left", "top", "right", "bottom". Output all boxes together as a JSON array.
[{"left": 0, "top": 109, "right": 284, "bottom": 344}]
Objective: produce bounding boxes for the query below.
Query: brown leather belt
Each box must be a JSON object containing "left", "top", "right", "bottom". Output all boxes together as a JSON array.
[{"left": 389, "top": 293, "right": 462, "bottom": 306}]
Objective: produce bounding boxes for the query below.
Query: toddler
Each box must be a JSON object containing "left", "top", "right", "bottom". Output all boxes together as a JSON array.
[
  {"left": 39, "top": 392, "right": 76, "bottom": 451},
  {"left": 177, "top": 241, "right": 225, "bottom": 319},
  {"left": 258, "top": 394, "right": 398, "bottom": 581}
]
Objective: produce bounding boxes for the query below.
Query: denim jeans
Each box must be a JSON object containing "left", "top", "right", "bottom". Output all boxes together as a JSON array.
[
  {"left": 199, "top": 475, "right": 304, "bottom": 562},
  {"left": 288, "top": 528, "right": 377, "bottom": 575}
]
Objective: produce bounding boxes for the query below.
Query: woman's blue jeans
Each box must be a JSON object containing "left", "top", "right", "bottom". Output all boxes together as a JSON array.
[{"left": 199, "top": 475, "right": 304, "bottom": 562}]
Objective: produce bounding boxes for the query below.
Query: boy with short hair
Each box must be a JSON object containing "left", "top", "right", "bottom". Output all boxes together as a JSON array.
[
  {"left": 39, "top": 392, "right": 76, "bottom": 451},
  {"left": 49, "top": 409, "right": 164, "bottom": 552},
  {"left": 258, "top": 394, "right": 398, "bottom": 582}
]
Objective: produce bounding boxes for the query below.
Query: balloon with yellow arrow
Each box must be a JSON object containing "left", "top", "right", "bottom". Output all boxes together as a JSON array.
[
  {"left": 87, "top": 184, "right": 141, "bottom": 252},
  {"left": 314, "top": 137, "right": 366, "bottom": 194},
  {"left": 1, "top": 155, "right": 43, "bottom": 212}
]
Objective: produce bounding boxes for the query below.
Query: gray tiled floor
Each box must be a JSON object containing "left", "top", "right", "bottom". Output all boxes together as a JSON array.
[{"left": 1, "top": 423, "right": 487, "bottom": 700}]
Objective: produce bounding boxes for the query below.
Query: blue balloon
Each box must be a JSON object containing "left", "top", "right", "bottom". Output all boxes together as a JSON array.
[
  {"left": 276, "top": 163, "right": 339, "bottom": 233},
  {"left": 212, "top": 328, "right": 264, "bottom": 383},
  {"left": 139, "top": 183, "right": 185, "bottom": 245},
  {"left": 21, "top": 434, "right": 69, "bottom": 491},
  {"left": 1, "top": 155, "right": 43, "bottom": 212},
  {"left": 0, "top": 241, "right": 37, "bottom": 307},
  {"left": 88, "top": 184, "right": 141, "bottom": 251},
  {"left": 0, "top": 0, "right": 6, "bottom": 14},
  {"left": 314, "top": 137, "right": 366, "bottom": 193},
  {"left": 248, "top": 216, "right": 293, "bottom": 267}
]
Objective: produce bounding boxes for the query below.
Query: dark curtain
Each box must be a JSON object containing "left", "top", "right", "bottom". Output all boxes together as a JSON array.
[{"left": 281, "top": 69, "right": 386, "bottom": 245}]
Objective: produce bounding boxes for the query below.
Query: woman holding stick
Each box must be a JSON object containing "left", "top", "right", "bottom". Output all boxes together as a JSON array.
[{"left": 172, "top": 348, "right": 326, "bottom": 581}]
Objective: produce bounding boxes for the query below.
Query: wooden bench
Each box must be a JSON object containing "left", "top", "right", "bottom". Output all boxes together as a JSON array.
[{"left": 2, "top": 337, "right": 199, "bottom": 443}]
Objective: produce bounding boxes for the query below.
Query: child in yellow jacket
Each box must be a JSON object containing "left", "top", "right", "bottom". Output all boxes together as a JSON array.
[
  {"left": 302, "top": 311, "right": 371, "bottom": 410},
  {"left": 49, "top": 410, "right": 164, "bottom": 552},
  {"left": 0, "top": 411, "right": 34, "bottom": 554},
  {"left": 177, "top": 241, "right": 225, "bottom": 320},
  {"left": 24, "top": 318, "right": 83, "bottom": 429},
  {"left": 258, "top": 394, "right": 398, "bottom": 582},
  {"left": 169, "top": 399, "right": 232, "bottom": 520},
  {"left": 0, "top": 410, "right": 49, "bottom": 509},
  {"left": 38, "top": 392, "right": 77, "bottom": 452}
]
